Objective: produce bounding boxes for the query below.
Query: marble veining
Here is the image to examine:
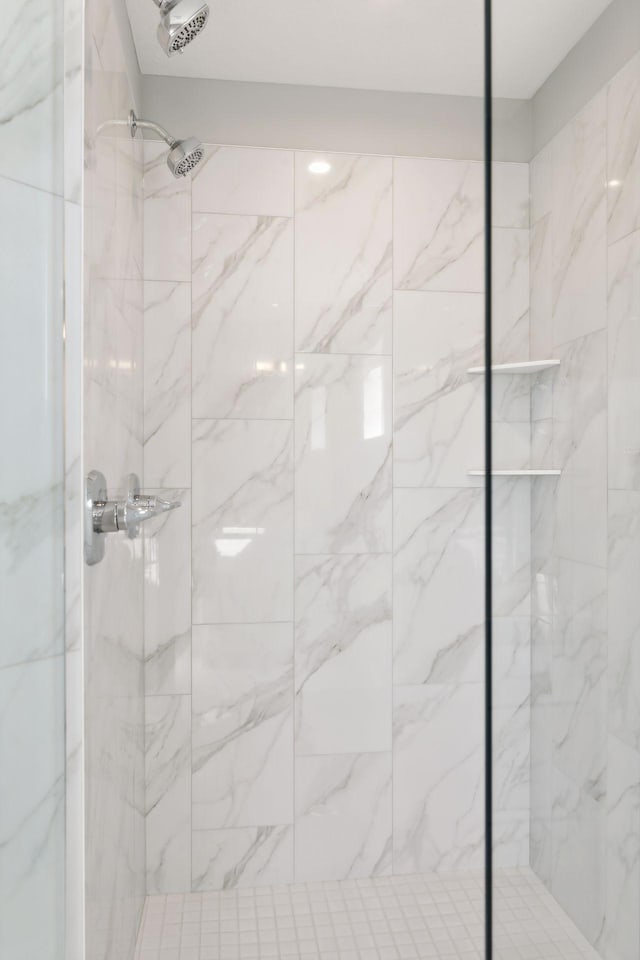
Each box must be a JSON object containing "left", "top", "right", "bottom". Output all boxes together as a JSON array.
[
  {"left": 192, "top": 213, "right": 293, "bottom": 420},
  {"left": 142, "top": 142, "right": 532, "bottom": 895},
  {"left": 295, "top": 153, "right": 392, "bottom": 355}
]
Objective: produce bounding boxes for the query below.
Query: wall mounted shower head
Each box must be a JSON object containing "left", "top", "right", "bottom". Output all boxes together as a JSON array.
[
  {"left": 129, "top": 111, "right": 204, "bottom": 178},
  {"left": 153, "top": 0, "right": 210, "bottom": 56}
]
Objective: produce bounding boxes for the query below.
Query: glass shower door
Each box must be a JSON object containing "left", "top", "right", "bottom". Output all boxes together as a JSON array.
[{"left": 0, "top": 0, "right": 67, "bottom": 957}]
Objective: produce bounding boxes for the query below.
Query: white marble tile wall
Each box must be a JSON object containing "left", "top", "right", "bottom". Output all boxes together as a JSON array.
[
  {"left": 142, "top": 145, "right": 530, "bottom": 894},
  {"left": 529, "top": 49, "right": 640, "bottom": 960},
  {"left": 83, "top": 4, "right": 146, "bottom": 960}
]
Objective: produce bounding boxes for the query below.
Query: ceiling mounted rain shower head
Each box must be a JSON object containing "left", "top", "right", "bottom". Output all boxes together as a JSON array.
[
  {"left": 154, "top": 0, "right": 210, "bottom": 56},
  {"left": 129, "top": 111, "right": 205, "bottom": 179}
]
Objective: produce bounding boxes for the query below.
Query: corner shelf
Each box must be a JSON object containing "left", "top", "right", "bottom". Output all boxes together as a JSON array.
[
  {"left": 467, "top": 359, "right": 560, "bottom": 375},
  {"left": 468, "top": 469, "right": 561, "bottom": 477}
]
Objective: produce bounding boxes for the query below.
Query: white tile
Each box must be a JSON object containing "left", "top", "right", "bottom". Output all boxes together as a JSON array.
[
  {"left": 530, "top": 214, "right": 553, "bottom": 361},
  {"left": 144, "top": 141, "right": 191, "bottom": 282},
  {"left": 0, "top": 659, "right": 65, "bottom": 958},
  {"left": 192, "top": 419, "right": 293, "bottom": 624},
  {"left": 0, "top": 181, "right": 65, "bottom": 668},
  {"left": 605, "top": 735, "right": 640, "bottom": 960},
  {"left": 144, "top": 282, "right": 191, "bottom": 488},
  {"left": 393, "top": 684, "right": 484, "bottom": 874},
  {"left": 551, "top": 94, "right": 607, "bottom": 346},
  {"left": 608, "top": 230, "right": 640, "bottom": 490},
  {"left": 192, "top": 146, "right": 293, "bottom": 216},
  {"left": 137, "top": 869, "right": 599, "bottom": 959},
  {"left": 295, "top": 555, "right": 392, "bottom": 755},
  {"left": 493, "top": 162, "right": 529, "bottom": 229},
  {"left": 144, "top": 490, "right": 191, "bottom": 696},
  {"left": 549, "top": 767, "right": 606, "bottom": 949},
  {"left": 607, "top": 51, "right": 640, "bottom": 245},
  {"left": 146, "top": 696, "right": 191, "bottom": 894},
  {"left": 295, "top": 754, "right": 392, "bottom": 881},
  {"left": 192, "top": 624, "right": 293, "bottom": 829},
  {"left": 295, "top": 354, "right": 392, "bottom": 554},
  {"left": 492, "top": 228, "right": 530, "bottom": 363},
  {"left": 393, "top": 489, "right": 483, "bottom": 685},
  {"left": 295, "top": 153, "right": 392, "bottom": 354},
  {"left": 393, "top": 291, "right": 484, "bottom": 488},
  {"left": 394, "top": 158, "right": 484, "bottom": 293},
  {"left": 553, "top": 331, "right": 607, "bottom": 568},
  {"left": 608, "top": 490, "right": 640, "bottom": 753},
  {"left": 192, "top": 213, "right": 293, "bottom": 420},
  {"left": 552, "top": 560, "right": 606, "bottom": 801},
  {"left": 192, "top": 827, "right": 294, "bottom": 891},
  {"left": 492, "top": 478, "right": 531, "bottom": 618},
  {"left": 0, "top": 0, "right": 64, "bottom": 194}
]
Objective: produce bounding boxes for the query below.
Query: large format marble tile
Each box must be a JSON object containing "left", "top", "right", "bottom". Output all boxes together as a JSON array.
[
  {"left": 0, "top": 181, "right": 65, "bottom": 669},
  {"left": 294, "top": 753, "right": 392, "bottom": 881},
  {"left": 143, "top": 141, "right": 191, "bottom": 282},
  {"left": 551, "top": 559, "right": 607, "bottom": 802},
  {"left": 550, "top": 767, "right": 606, "bottom": 951},
  {"left": 144, "top": 490, "right": 191, "bottom": 696},
  {"left": 192, "top": 213, "right": 293, "bottom": 420},
  {"left": 145, "top": 695, "right": 191, "bottom": 894},
  {"left": 607, "top": 51, "right": 640, "bottom": 245},
  {"left": 192, "top": 419, "right": 293, "bottom": 623},
  {"left": 492, "top": 228, "right": 530, "bottom": 363},
  {"left": 608, "top": 490, "right": 640, "bottom": 754},
  {"left": 84, "top": 276, "right": 144, "bottom": 486},
  {"left": 0, "top": 658, "right": 65, "bottom": 959},
  {"left": 393, "top": 684, "right": 484, "bottom": 874},
  {"left": 192, "top": 826, "right": 294, "bottom": 891},
  {"left": 192, "top": 624, "right": 294, "bottom": 830},
  {"left": 295, "top": 152, "right": 392, "bottom": 354},
  {"left": 393, "top": 489, "right": 483, "bottom": 686},
  {"left": 144, "top": 281, "right": 191, "bottom": 488},
  {"left": 553, "top": 331, "right": 607, "bottom": 569},
  {"left": 492, "top": 162, "right": 529, "bottom": 229},
  {"left": 192, "top": 146, "right": 293, "bottom": 216},
  {"left": 492, "top": 617, "right": 531, "bottom": 848},
  {"left": 394, "top": 158, "right": 484, "bottom": 293},
  {"left": 529, "top": 214, "right": 553, "bottom": 360},
  {"left": 393, "top": 291, "right": 483, "bottom": 488},
  {"left": 295, "top": 354, "right": 392, "bottom": 554},
  {"left": 295, "top": 555, "right": 392, "bottom": 755},
  {"left": 551, "top": 93, "right": 607, "bottom": 346},
  {"left": 605, "top": 734, "right": 640, "bottom": 960},
  {"left": 608, "top": 230, "right": 640, "bottom": 491},
  {"left": 492, "top": 478, "right": 531, "bottom": 618},
  {"left": 0, "top": 0, "right": 64, "bottom": 194},
  {"left": 89, "top": 136, "right": 143, "bottom": 283}
]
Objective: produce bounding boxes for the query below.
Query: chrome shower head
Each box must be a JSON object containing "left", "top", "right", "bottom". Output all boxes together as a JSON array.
[
  {"left": 167, "top": 137, "right": 205, "bottom": 177},
  {"left": 154, "top": 0, "right": 210, "bottom": 56},
  {"left": 129, "top": 111, "right": 204, "bottom": 178}
]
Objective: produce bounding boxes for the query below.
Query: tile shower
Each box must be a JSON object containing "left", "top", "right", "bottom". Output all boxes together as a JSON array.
[
  {"left": 5, "top": 4, "right": 640, "bottom": 960},
  {"left": 141, "top": 145, "right": 531, "bottom": 893}
]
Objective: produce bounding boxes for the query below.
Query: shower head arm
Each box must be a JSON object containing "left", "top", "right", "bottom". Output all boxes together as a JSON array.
[{"left": 129, "top": 111, "right": 177, "bottom": 148}]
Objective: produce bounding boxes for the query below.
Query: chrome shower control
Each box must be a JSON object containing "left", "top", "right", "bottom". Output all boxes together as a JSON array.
[{"left": 84, "top": 471, "right": 181, "bottom": 566}]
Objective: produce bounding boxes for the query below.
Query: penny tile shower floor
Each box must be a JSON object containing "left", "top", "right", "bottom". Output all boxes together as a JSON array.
[{"left": 135, "top": 868, "right": 599, "bottom": 960}]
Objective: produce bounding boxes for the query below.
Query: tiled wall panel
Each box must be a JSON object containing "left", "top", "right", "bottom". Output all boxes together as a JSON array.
[{"left": 143, "top": 145, "right": 530, "bottom": 892}]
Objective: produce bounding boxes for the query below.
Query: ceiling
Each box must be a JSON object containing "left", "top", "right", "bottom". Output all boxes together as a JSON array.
[{"left": 126, "top": 0, "right": 615, "bottom": 100}]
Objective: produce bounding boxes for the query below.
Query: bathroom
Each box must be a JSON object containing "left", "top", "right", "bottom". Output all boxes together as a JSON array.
[{"left": 2, "top": 0, "right": 640, "bottom": 957}]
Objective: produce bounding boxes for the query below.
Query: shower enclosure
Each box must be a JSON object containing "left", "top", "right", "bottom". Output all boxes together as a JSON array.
[{"left": 2, "top": 1, "right": 640, "bottom": 959}]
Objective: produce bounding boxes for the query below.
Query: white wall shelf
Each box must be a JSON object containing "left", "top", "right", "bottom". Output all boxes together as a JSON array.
[
  {"left": 468, "top": 469, "right": 561, "bottom": 477},
  {"left": 467, "top": 359, "right": 561, "bottom": 375}
]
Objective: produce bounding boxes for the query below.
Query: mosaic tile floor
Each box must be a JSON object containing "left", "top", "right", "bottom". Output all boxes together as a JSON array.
[{"left": 135, "top": 868, "right": 599, "bottom": 960}]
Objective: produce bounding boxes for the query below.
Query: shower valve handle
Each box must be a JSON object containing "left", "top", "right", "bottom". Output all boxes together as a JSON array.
[{"left": 85, "top": 471, "right": 181, "bottom": 565}]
